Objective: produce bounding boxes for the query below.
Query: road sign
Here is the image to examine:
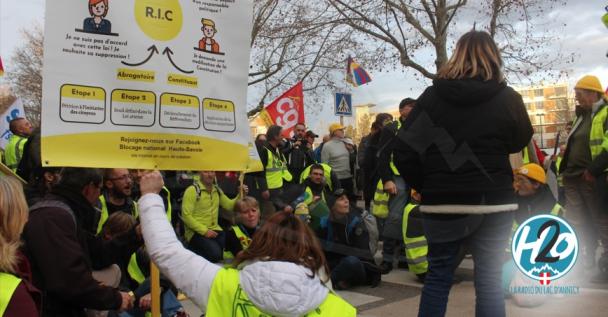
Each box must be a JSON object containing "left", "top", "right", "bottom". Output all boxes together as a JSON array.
[{"left": 335, "top": 92, "right": 352, "bottom": 116}]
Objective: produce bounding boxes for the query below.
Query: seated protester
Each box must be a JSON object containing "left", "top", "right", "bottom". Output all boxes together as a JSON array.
[
  {"left": 181, "top": 171, "right": 245, "bottom": 263},
  {"left": 512, "top": 163, "right": 563, "bottom": 224},
  {"left": 101, "top": 213, "right": 187, "bottom": 317},
  {"left": 137, "top": 171, "right": 355, "bottom": 316},
  {"left": 130, "top": 170, "right": 175, "bottom": 236},
  {"left": 299, "top": 164, "right": 333, "bottom": 231},
  {"left": 97, "top": 168, "right": 138, "bottom": 235},
  {"left": 224, "top": 197, "right": 260, "bottom": 258},
  {"left": 0, "top": 176, "right": 41, "bottom": 317},
  {"left": 22, "top": 168, "right": 139, "bottom": 316},
  {"left": 503, "top": 163, "right": 564, "bottom": 308},
  {"left": 316, "top": 189, "right": 381, "bottom": 290}
]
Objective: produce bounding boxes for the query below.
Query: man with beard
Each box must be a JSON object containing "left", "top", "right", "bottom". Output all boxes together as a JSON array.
[{"left": 96, "top": 168, "right": 138, "bottom": 234}]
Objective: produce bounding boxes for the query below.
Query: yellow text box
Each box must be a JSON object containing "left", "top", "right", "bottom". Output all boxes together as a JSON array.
[
  {"left": 117, "top": 68, "right": 156, "bottom": 82},
  {"left": 160, "top": 93, "right": 199, "bottom": 108},
  {"left": 203, "top": 99, "right": 234, "bottom": 113},
  {"left": 167, "top": 74, "right": 198, "bottom": 88},
  {"left": 60, "top": 84, "right": 105, "bottom": 101},
  {"left": 111, "top": 89, "right": 156, "bottom": 105}
]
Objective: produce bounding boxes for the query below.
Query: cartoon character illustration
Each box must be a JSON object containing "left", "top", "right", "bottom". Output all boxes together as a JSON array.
[
  {"left": 198, "top": 18, "right": 220, "bottom": 53},
  {"left": 83, "top": 0, "right": 112, "bottom": 35}
]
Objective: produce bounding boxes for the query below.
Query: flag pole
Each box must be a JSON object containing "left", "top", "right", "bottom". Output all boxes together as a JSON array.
[{"left": 150, "top": 262, "right": 161, "bottom": 317}]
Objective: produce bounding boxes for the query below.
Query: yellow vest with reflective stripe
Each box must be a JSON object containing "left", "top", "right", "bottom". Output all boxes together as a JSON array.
[
  {"left": 0, "top": 272, "right": 22, "bottom": 316},
  {"left": 508, "top": 203, "right": 565, "bottom": 252},
  {"left": 402, "top": 203, "right": 428, "bottom": 275},
  {"left": 589, "top": 104, "right": 608, "bottom": 165},
  {"left": 96, "top": 195, "right": 139, "bottom": 235},
  {"left": 372, "top": 180, "right": 389, "bottom": 218},
  {"left": 127, "top": 253, "right": 146, "bottom": 285},
  {"left": 4, "top": 134, "right": 27, "bottom": 171},
  {"left": 265, "top": 147, "right": 293, "bottom": 189},
  {"left": 299, "top": 164, "right": 334, "bottom": 190},
  {"left": 232, "top": 225, "right": 252, "bottom": 250},
  {"left": 206, "top": 268, "right": 356, "bottom": 317}
]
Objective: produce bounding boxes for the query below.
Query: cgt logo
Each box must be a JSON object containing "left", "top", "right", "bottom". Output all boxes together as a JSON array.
[
  {"left": 274, "top": 97, "right": 301, "bottom": 131},
  {"left": 512, "top": 215, "right": 578, "bottom": 285}
]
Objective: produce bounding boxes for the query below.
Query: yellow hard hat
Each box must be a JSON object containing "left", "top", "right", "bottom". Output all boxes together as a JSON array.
[
  {"left": 328, "top": 123, "right": 345, "bottom": 135},
  {"left": 575, "top": 75, "right": 604, "bottom": 95},
  {"left": 515, "top": 163, "right": 546, "bottom": 184}
]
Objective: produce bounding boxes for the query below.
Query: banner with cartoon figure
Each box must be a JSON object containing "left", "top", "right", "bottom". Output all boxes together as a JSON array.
[{"left": 41, "top": 0, "right": 253, "bottom": 170}]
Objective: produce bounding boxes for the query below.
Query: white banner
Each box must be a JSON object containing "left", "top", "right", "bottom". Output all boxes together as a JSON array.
[
  {"left": 0, "top": 98, "right": 25, "bottom": 150},
  {"left": 41, "top": 0, "right": 253, "bottom": 170}
]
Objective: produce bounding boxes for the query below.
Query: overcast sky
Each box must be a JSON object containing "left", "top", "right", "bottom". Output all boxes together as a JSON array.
[{"left": 1, "top": 0, "right": 606, "bottom": 134}]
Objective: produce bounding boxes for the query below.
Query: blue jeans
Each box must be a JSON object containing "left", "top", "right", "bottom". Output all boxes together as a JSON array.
[
  {"left": 418, "top": 211, "right": 514, "bottom": 317},
  {"left": 331, "top": 256, "right": 367, "bottom": 290},
  {"left": 188, "top": 231, "right": 226, "bottom": 263}
]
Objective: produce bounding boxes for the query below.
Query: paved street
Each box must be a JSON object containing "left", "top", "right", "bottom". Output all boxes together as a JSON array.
[{"left": 181, "top": 257, "right": 608, "bottom": 316}]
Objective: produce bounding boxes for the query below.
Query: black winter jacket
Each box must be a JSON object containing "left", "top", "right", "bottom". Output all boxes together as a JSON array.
[
  {"left": 393, "top": 78, "right": 533, "bottom": 213},
  {"left": 22, "top": 186, "right": 141, "bottom": 317}
]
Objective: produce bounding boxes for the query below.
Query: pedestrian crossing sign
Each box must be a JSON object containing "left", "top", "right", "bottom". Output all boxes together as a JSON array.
[{"left": 335, "top": 93, "right": 352, "bottom": 116}]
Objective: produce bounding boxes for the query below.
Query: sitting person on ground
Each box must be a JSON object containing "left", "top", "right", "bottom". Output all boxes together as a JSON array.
[
  {"left": 316, "top": 189, "right": 381, "bottom": 290},
  {"left": 97, "top": 168, "right": 138, "bottom": 235},
  {"left": 181, "top": 170, "right": 246, "bottom": 263},
  {"left": 401, "top": 190, "right": 428, "bottom": 283},
  {"left": 298, "top": 163, "right": 334, "bottom": 230},
  {"left": 0, "top": 176, "right": 40, "bottom": 316},
  {"left": 138, "top": 171, "right": 356, "bottom": 316},
  {"left": 224, "top": 197, "right": 260, "bottom": 259},
  {"left": 502, "top": 163, "right": 564, "bottom": 308},
  {"left": 22, "top": 167, "right": 138, "bottom": 316},
  {"left": 101, "top": 213, "right": 188, "bottom": 317}
]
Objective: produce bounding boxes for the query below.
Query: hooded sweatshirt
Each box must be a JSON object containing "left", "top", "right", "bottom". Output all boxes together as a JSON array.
[
  {"left": 393, "top": 78, "right": 533, "bottom": 214},
  {"left": 138, "top": 194, "right": 331, "bottom": 316}
]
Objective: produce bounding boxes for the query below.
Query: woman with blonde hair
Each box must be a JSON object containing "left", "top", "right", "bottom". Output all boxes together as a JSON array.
[
  {"left": 393, "top": 30, "right": 533, "bottom": 316},
  {"left": 0, "top": 176, "right": 39, "bottom": 316},
  {"left": 137, "top": 171, "right": 355, "bottom": 316}
]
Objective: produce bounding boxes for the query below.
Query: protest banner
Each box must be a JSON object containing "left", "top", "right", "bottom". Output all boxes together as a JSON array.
[
  {"left": 0, "top": 96, "right": 25, "bottom": 150},
  {"left": 259, "top": 82, "right": 304, "bottom": 138},
  {"left": 41, "top": 0, "right": 254, "bottom": 171}
]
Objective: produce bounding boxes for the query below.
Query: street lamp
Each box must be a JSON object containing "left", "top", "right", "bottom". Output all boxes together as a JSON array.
[{"left": 536, "top": 113, "right": 545, "bottom": 148}]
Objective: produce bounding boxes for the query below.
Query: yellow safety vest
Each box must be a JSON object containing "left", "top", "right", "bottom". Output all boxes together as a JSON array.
[
  {"left": 0, "top": 272, "right": 22, "bottom": 316},
  {"left": 303, "top": 186, "right": 327, "bottom": 206},
  {"left": 389, "top": 120, "right": 402, "bottom": 176},
  {"left": 206, "top": 268, "right": 356, "bottom": 317},
  {"left": 589, "top": 104, "right": 608, "bottom": 165},
  {"left": 265, "top": 147, "right": 293, "bottom": 190},
  {"left": 522, "top": 147, "right": 530, "bottom": 164},
  {"left": 4, "top": 134, "right": 27, "bottom": 171},
  {"left": 96, "top": 195, "right": 139, "bottom": 235},
  {"left": 299, "top": 163, "right": 334, "bottom": 190},
  {"left": 402, "top": 203, "right": 428, "bottom": 275},
  {"left": 223, "top": 225, "right": 254, "bottom": 260},
  {"left": 372, "top": 180, "right": 389, "bottom": 218}
]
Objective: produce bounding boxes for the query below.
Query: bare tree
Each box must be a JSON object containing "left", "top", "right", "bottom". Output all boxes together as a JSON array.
[
  {"left": 326, "top": 0, "right": 569, "bottom": 82},
  {"left": 247, "top": 0, "right": 358, "bottom": 117},
  {"left": 6, "top": 25, "right": 43, "bottom": 126}
]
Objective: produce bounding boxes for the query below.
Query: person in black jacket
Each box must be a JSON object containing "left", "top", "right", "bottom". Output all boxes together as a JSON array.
[
  {"left": 393, "top": 31, "right": 533, "bottom": 317},
  {"left": 22, "top": 168, "right": 139, "bottom": 316},
  {"left": 315, "top": 189, "right": 381, "bottom": 290}
]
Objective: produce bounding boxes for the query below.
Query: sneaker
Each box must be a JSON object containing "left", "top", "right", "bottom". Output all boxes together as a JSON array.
[{"left": 380, "top": 262, "right": 393, "bottom": 275}]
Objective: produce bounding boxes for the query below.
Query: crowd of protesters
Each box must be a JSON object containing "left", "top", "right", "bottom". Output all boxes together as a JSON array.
[{"left": 0, "top": 29, "right": 607, "bottom": 317}]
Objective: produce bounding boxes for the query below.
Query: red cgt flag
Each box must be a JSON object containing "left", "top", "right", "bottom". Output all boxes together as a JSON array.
[{"left": 259, "top": 82, "right": 304, "bottom": 138}]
